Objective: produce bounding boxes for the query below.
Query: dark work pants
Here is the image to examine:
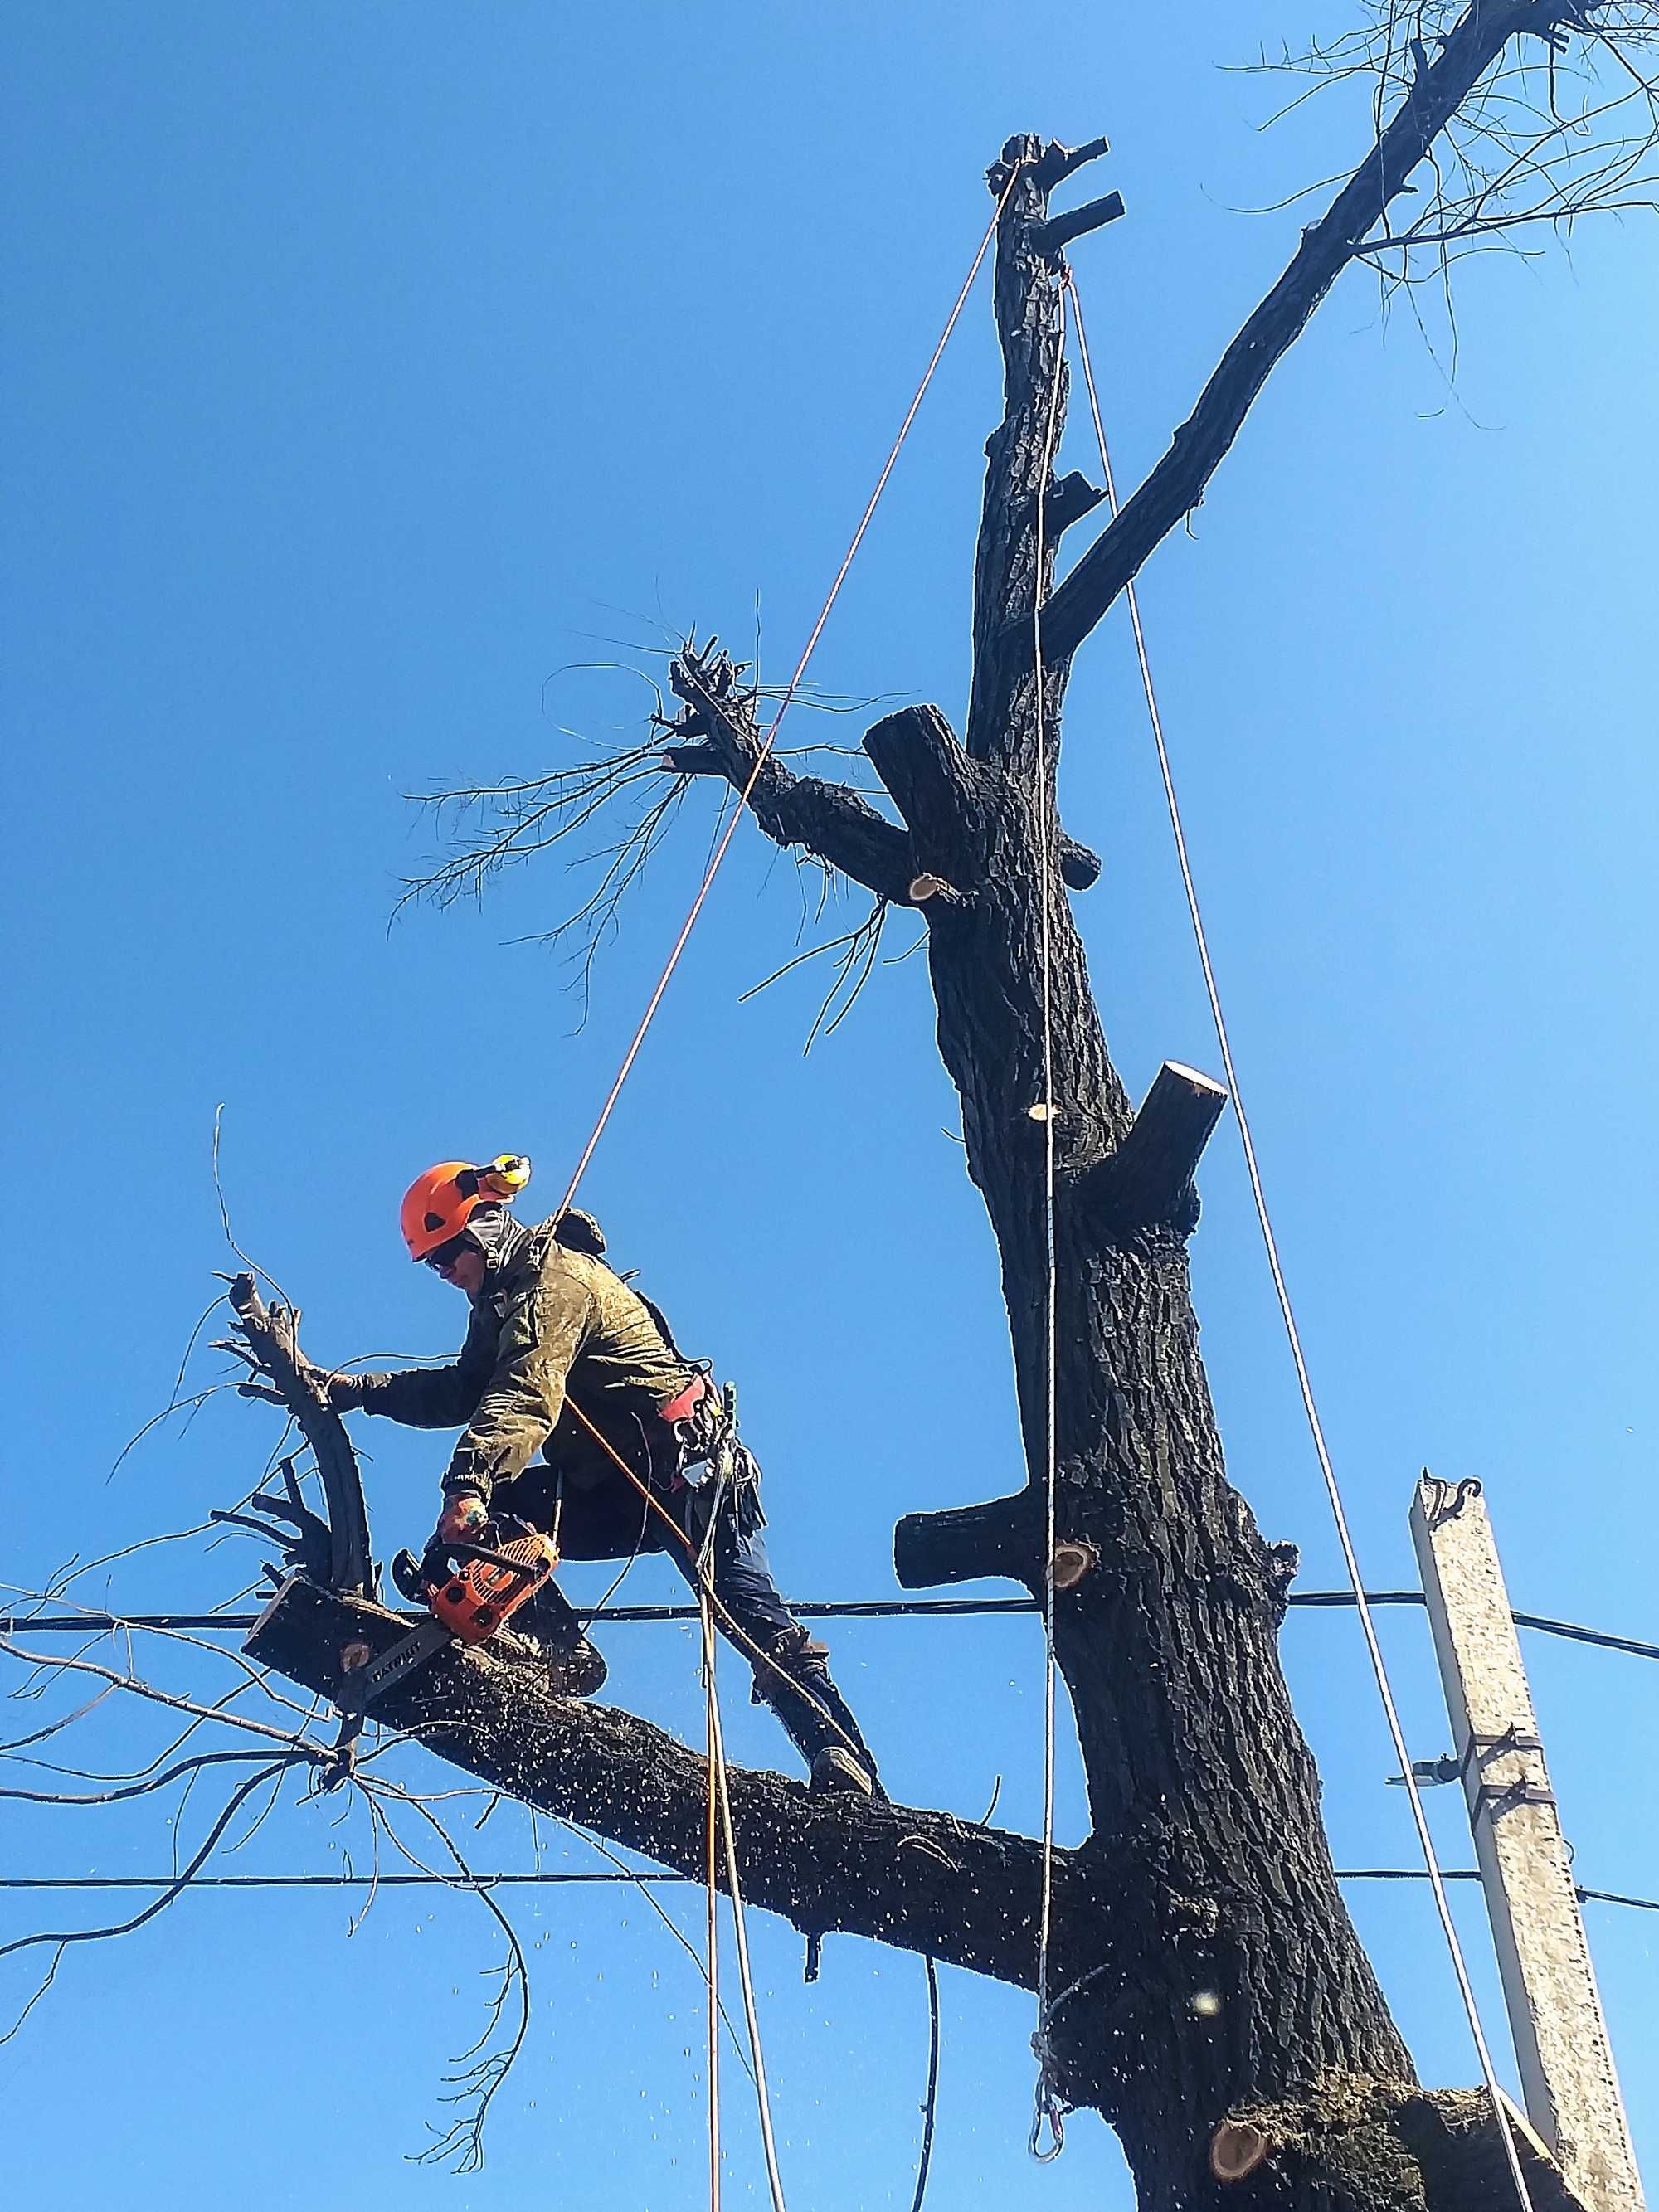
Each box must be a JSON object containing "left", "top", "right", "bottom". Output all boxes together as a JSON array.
[{"left": 494, "top": 1459, "right": 878, "bottom": 1782}]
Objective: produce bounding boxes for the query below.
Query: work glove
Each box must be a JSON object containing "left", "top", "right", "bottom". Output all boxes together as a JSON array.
[
  {"left": 237, "top": 1364, "right": 366, "bottom": 1412},
  {"left": 317, "top": 1370, "right": 369, "bottom": 1412},
  {"left": 434, "top": 1490, "right": 489, "bottom": 1549}
]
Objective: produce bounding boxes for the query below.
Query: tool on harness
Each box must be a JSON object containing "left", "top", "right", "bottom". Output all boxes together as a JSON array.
[
  {"left": 665, "top": 1378, "right": 766, "bottom": 1552},
  {"left": 338, "top": 1519, "right": 595, "bottom": 1714}
]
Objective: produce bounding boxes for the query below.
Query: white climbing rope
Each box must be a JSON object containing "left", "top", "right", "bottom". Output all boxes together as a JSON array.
[
  {"left": 1064, "top": 270, "right": 1535, "bottom": 2212},
  {"left": 705, "top": 1622, "right": 790, "bottom": 2212},
  {"left": 1029, "top": 279, "right": 1070, "bottom": 2166}
]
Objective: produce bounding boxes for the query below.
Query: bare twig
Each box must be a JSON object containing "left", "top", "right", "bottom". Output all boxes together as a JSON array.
[{"left": 0, "top": 1759, "right": 298, "bottom": 1977}]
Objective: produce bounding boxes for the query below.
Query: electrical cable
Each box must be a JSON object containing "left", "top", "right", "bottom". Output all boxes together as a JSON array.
[
  {"left": 7, "top": 1869, "right": 1656, "bottom": 1911},
  {"left": 1065, "top": 271, "right": 1536, "bottom": 2212},
  {"left": 6, "top": 1592, "right": 1654, "bottom": 1658}
]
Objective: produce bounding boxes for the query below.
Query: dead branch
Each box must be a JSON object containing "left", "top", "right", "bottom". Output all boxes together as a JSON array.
[
  {"left": 664, "top": 642, "right": 917, "bottom": 898},
  {"left": 0, "top": 1757, "right": 299, "bottom": 1981},
  {"left": 1043, "top": 0, "right": 1658, "bottom": 662},
  {"left": 222, "top": 1275, "right": 372, "bottom": 1595}
]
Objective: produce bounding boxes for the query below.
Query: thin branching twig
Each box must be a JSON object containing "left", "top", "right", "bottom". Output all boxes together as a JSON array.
[{"left": 1245, "top": 2, "right": 1659, "bottom": 333}]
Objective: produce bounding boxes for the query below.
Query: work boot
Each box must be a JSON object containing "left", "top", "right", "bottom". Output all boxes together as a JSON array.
[
  {"left": 754, "top": 1626, "right": 883, "bottom": 1797},
  {"left": 511, "top": 1577, "right": 608, "bottom": 1697},
  {"left": 494, "top": 1622, "right": 608, "bottom": 1697},
  {"left": 810, "top": 1745, "right": 875, "bottom": 1797}
]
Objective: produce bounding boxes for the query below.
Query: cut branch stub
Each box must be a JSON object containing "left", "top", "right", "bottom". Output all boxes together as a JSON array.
[
  {"left": 1031, "top": 134, "right": 1111, "bottom": 190},
  {"left": 894, "top": 1491, "right": 1037, "bottom": 1592},
  {"left": 1048, "top": 469, "right": 1108, "bottom": 538},
  {"left": 1077, "top": 1061, "right": 1228, "bottom": 1240},
  {"left": 1036, "top": 189, "right": 1126, "bottom": 258},
  {"left": 1058, "top": 833, "right": 1102, "bottom": 890},
  {"left": 228, "top": 1274, "right": 372, "bottom": 1596}
]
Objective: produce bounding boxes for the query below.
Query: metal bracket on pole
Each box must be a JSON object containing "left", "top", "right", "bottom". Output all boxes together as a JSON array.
[{"left": 1410, "top": 1473, "right": 1646, "bottom": 2212}]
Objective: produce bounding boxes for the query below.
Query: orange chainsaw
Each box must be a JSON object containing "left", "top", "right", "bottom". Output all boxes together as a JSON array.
[{"left": 338, "top": 1518, "right": 594, "bottom": 1712}]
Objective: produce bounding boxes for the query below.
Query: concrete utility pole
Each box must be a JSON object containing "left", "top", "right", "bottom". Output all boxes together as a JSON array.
[{"left": 1410, "top": 1475, "right": 1647, "bottom": 2212}]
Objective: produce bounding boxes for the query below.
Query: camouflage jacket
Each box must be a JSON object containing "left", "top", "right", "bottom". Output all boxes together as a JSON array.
[{"left": 355, "top": 1223, "right": 698, "bottom": 1501}]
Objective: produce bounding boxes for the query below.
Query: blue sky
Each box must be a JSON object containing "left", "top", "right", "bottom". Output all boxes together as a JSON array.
[{"left": 3, "top": 4, "right": 1655, "bottom": 2205}]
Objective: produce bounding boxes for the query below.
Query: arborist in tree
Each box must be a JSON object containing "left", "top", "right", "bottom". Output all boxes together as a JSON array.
[{"left": 322, "top": 1155, "right": 880, "bottom": 1796}]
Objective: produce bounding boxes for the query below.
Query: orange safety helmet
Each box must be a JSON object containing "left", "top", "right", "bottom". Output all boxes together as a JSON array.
[{"left": 401, "top": 1155, "right": 532, "bottom": 1262}]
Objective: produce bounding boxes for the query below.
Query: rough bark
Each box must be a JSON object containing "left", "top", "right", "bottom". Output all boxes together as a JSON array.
[{"left": 248, "top": 1573, "right": 1110, "bottom": 1986}]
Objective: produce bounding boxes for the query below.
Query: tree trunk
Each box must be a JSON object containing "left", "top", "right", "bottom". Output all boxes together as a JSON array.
[{"left": 864, "top": 134, "right": 1457, "bottom": 2206}]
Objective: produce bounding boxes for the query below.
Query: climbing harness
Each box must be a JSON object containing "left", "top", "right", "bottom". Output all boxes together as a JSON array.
[{"left": 1063, "top": 270, "right": 1535, "bottom": 2212}]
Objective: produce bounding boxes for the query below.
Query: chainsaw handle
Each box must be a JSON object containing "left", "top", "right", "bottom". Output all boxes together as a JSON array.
[{"left": 422, "top": 1535, "right": 550, "bottom": 1587}]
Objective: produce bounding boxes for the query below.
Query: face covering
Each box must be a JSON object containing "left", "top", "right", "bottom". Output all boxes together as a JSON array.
[{"left": 465, "top": 1203, "right": 532, "bottom": 1282}]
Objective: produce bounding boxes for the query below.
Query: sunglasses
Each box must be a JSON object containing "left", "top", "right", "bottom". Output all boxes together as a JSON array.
[{"left": 424, "top": 1236, "right": 472, "bottom": 1273}]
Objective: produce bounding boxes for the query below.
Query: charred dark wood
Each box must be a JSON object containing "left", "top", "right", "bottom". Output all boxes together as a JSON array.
[
  {"left": 862, "top": 704, "right": 982, "bottom": 886},
  {"left": 869, "top": 122, "right": 1448, "bottom": 2208},
  {"left": 1030, "top": 134, "right": 1112, "bottom": 190},
  {"left": 965, "top": 133, "right": 1075, "bottom": 770},
  {"left": 1042, "top": 0, "right": 1575, "bottom": 663},
  {"left": 1058, "top": 834, "right": 1102, "bottom": 891},
  {"left": 247, "top": 1573, "right": 1111, "bottom": 1988},
  {"left": 1078, "top": 1061, "right": 1228, "bottom": 1239}
]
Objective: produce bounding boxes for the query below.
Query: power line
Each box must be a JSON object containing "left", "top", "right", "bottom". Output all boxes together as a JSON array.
[
  {"left": 1339, "top": 1872, "right": 1659, "bottom": 1916},
  {"left": 3, "top": 1592, "right": 1653, "bottom": 1660},
  {"left": 0, "top": 1871, "right": 692, "bottom": 1890},
  {"left": 4, "top": 1869, "right": 1655, "bottom": 1911}
]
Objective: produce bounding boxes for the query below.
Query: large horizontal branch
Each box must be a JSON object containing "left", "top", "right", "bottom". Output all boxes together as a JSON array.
[
  {"left": 664, "top": 650, "right": 916, "bottom": 901},
  {"left": 1042, "top": 0, "right": 1574, "bottom": 663},
  {"left": 249, "top": 1574, "right": 1112, "bottom": 1991}
]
